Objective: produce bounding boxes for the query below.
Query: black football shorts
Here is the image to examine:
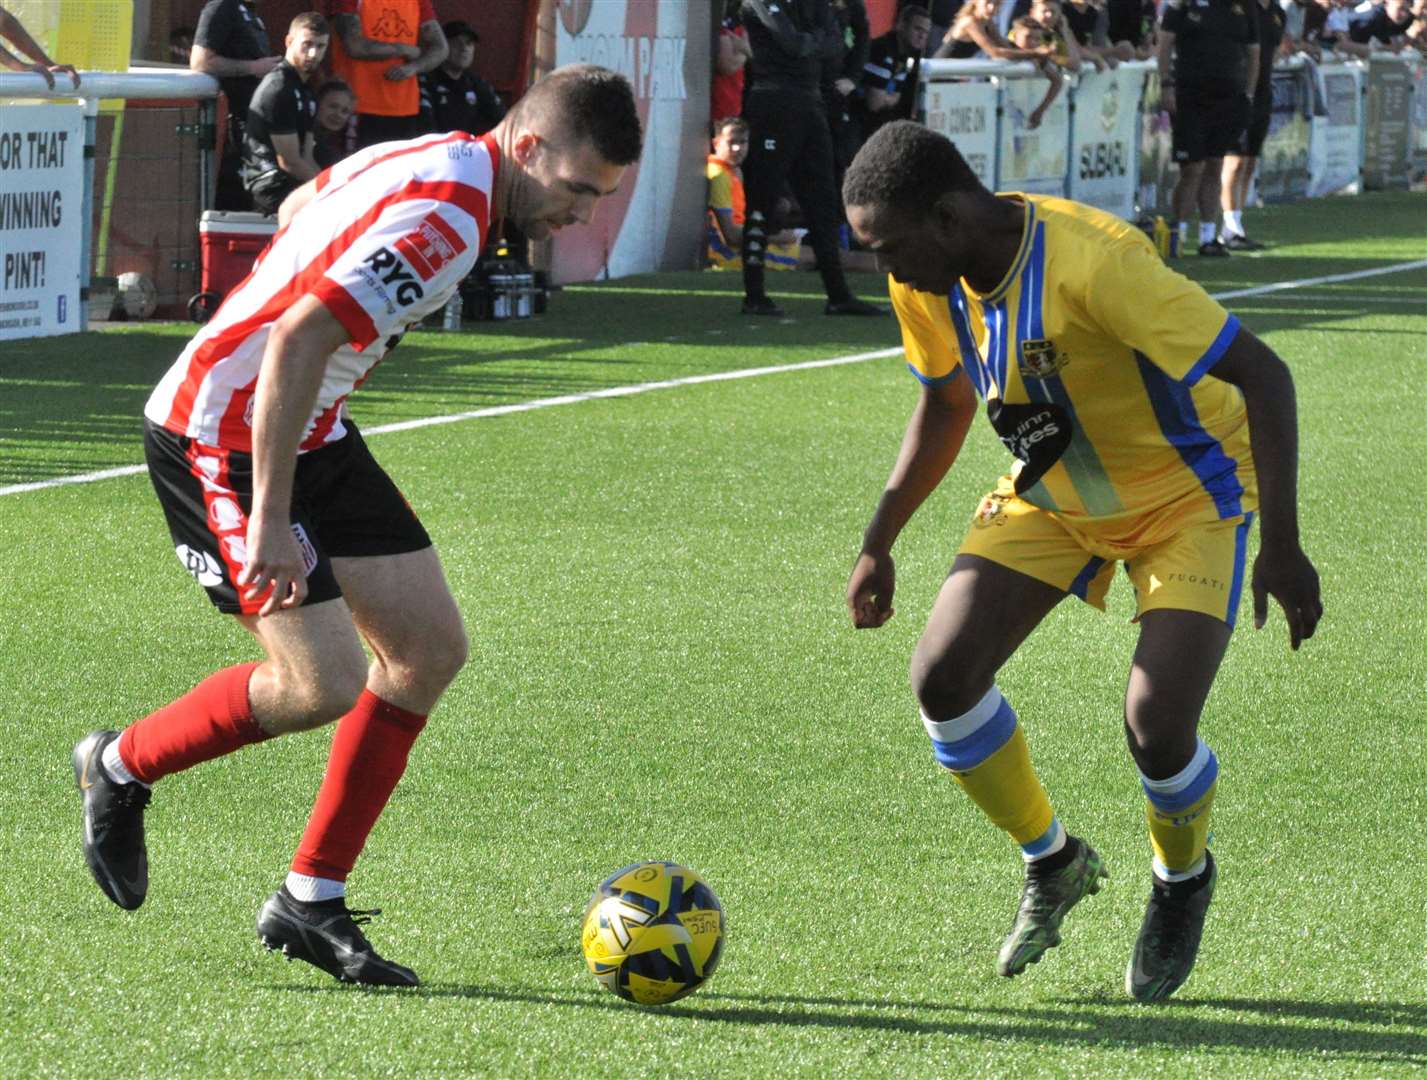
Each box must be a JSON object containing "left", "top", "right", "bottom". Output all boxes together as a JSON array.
[
  {"left": 1172, "top": 90, "right": 1251, "bottom": 164},
  {"left": 144, "top": 419, "right": 431, "bottom": 615}
]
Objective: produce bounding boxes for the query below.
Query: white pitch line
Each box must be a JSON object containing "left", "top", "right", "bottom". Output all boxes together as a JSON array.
[{"left": 6, "top": 255, "right": 1427, "bottom": 499}]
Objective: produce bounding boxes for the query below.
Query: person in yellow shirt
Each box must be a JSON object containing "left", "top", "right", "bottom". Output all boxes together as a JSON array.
[
  {"left": 706, "top": 116, "right": 800, "bottom": 272},
  {"left": 840, "top": 121, "right": 1321, "bottom": 1003}
]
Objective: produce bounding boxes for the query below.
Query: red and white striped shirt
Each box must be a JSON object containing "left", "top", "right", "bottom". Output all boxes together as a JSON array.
[{"left": 146, "top": 131, "right": 499, "bottom": 452}]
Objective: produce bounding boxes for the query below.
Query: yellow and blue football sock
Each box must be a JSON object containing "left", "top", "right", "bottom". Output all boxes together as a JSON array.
[
  {"left": 1140, "top": 737, "right": 1217, "bottom": 883},
  {"left": 922, "top": 686, "right": 1066, "bottom": 863}
]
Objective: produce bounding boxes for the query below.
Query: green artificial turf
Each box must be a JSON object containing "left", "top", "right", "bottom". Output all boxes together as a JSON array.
[{"left": 0, "top": 191, "right": 1424, "bottom": 1077}]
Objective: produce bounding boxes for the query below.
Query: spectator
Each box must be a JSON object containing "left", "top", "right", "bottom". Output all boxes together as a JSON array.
[
  {"left": 1028, "top": 0, "right": 1087, "bottom": 69},
  {"left": 713, "top": 0, "right": 752, "bottom": 122},
  {"left": 1105, "top": 0, "right": 1156, "bottom": 58},
  {"left": 737, "top": 0, "right": 883, "bottom": 317},
  {"left": 241, "top": 12, "right": 329, "bottom": 215},
  {"left": 859, "top": 3, "right": 929, "bottom": 140},
  {"left": 1060, "top": 0, "right": 1135, "bottom": 67},
  {"left": 327, "top": 0, "right": 447, "bottom": 149},
  {"left": 1303, "top": 0, "right": 1372, "bottom": 57},
  {"left": 920, "top": 0, "right": 968, "bottom": 53},
  {"left": 826, "top": 0, "right": 871, "bottom": 191},
  {"left": 1158, "top": 0, "right": 1260, "bottom": 257},
  {"left": 420, "top": 20, "right": 505, "bottom": 136},
  {"left": 313, "top": 79, "right": 355, "bottom": 168},
  {"left": 706, "top": 116, "right": 801, "bottom": 270},
  {"left": 169, "top": 26, "right": 195, "bottom": 64},
  {"left": 1408, "top": 13, "right": 1427, "bottom": 53},
  {"left": 1007, "top": 17, "right": 1067, "bottom": 128},
  {"left": 936, "top": 0, "right": 1056, "bottom": 60},
  {"left": 191, "top": 0, "right": 280, "bottom": 211},
  {"left": 1350, "top": 0, "right": 1414, "bottom": 47},
  {"left": 0, "top": 3, "right": 79, "bottom": 88},
  {"left": 1220, "top": 0, "right": 1286, "bottom": 250}
]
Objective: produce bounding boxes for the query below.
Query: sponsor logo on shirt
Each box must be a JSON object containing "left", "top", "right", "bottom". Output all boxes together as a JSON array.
[
  {"left": 361, "top": 247, "right": 427, "bottom": 307},
  {"left": 393, "top": 212, "right": 467, "bottom": 282}
]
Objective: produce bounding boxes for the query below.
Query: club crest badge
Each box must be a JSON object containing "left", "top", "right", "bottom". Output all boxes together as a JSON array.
[{"left": 1018, "top": 338, "right": 1068, "bottom": 379}]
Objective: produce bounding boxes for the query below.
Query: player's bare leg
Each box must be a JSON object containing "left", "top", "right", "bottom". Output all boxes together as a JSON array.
[
  {"left": 913, "top": 555, "right": 1107, "bottom": 977},
  {"left": 1123, "top": 608, "right": 1231, "bottom": 1002},
  {"left": 257, "top": 547, "right": 468, "bottom": 987}
]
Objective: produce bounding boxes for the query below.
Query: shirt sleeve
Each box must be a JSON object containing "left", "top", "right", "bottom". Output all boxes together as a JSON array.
[
  {"left": 312, "top": 199, "right": 480, "bottom": 349},
  {"left": 418, "top": 0, "right": 437, "bottom": 23},
  {"left": 259, "top": 76, "right": 299, "bottom": 134},
  {"left": 890, "top": 280, "right": 963, "bottom": 385},
  {"left": 707, "top": 167, "right": 733, "bottom": 212},
  {"left": 1082, "top": 238, "right": 1240, "bottom": 386},
  {"left": 194, "top": 0, "right": 234, "bottom": 50}
]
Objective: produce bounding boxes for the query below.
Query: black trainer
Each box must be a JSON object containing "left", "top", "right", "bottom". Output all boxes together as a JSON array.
[
  {"left": 257, "top": 888, "right": 420, "bottom": 986},
  {"left": 73, "top": 730, "right": 151, "bottom": 910},
  {"left": 1126, "top": 851, "right": 1217, "bottom": 1002},
  {"left": 825, "top": 297, "right": 887, "bottom": 316},
  {"left": 1197, "top": 239, "right": 1230, "bottom": 258},
  {"left": 1222, "top": 233, "right": 1265, "bottom": 252},
  {"left": 741, "top": 296, "right": 785, "bottom": 317}
]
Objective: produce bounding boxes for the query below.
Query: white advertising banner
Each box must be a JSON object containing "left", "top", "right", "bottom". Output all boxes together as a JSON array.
[
  {"left": 921, "top": 80, "right": 999, "bottom": 188},
  {"left": 996, "top": 76, "right": 1070, "bottom": 195},
  {"left": 552, "top": 0, "right": 701, "bottom": 281},
  {"left": 1068, "top": 68, "right": 1145, "bottom": 218},
  {"left": 0, "top": 103, "right": 84, "bottom": 340},
  {"left": 1308, "top": 62, "right": 1362, "bottom": 197}
]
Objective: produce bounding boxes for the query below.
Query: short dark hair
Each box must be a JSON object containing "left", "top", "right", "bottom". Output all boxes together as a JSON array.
[
  {"left": 842, "top": 121, "right": 985, "bottom": 213},
  {"left": 898, "top": 3, "right": 932, "bottom": 24},
  {"left": 712, "top": 115, "right": 748, "bottom": 138},
  {"left": 512, "top": 64, "right": 643, "bottom": 166},
  {"left": 289, "top": 11, "right": 329, "bottom": 36},
  {"left": 315, "top": 78, "right": 353, "bottom": 102}
]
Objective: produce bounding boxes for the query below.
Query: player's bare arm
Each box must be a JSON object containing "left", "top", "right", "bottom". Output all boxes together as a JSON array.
[
  {"left": 189, "top": 44, "right": 279, "bottom": 79},
  {"left": 278, "top": 178, "right": 319, "bottom": 227},
  {"left": 241, "top": 295, "right": 351, "bottom": 617},
  {"left": 384, "top": 19, "right": 448, "bottom": 81},
  {"left": 333, "top": 12, "right": 420, "bottom": 62},
  {"left": 848, "top": 369, "right": 977, "bottom": 629},
  {"left": 270, "top": 131, "right": 318, "bottom": 183},
  {"left": 1206, "top": 326, "right": 1323, "bottom": 649}
]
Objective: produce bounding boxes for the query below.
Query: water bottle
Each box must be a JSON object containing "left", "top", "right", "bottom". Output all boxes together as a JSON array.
[
  {"left": 442, "top": 291, "right": 462, "bottom": 331},
  {"left": 1152, "top": 216, "right": 1169, "bottom": 259}
]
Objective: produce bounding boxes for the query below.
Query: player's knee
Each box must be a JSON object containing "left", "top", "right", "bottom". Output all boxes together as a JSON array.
[
  {"left": 382, "top": 620, "right": 468, "bottom": 694},
  {"left": 279, "top": 656, "right": 367, "bottom": 732},
  {"left": 910, "top": 648, "right": 992, "bottom": 723},
  {"left": 1121, "top": 713, "right": 1197, "bottom": 779}
]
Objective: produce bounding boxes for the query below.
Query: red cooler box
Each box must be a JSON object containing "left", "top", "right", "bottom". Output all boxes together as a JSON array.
[{"left": 189, "top": 210, "right": 278, "bottom": 322}]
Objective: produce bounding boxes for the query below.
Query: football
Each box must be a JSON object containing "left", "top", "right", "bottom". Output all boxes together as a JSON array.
[
  {"left": 116, "top": 271, "right": 158, "bottom": 320},
  {"left": 580, "top": 861, "right": 725, "bottom": 1006}
]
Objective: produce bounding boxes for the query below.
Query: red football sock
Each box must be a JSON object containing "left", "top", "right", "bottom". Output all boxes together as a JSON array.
[
  {"left": 290, "top": 690, "right": 427, "bottom": 882},
  {"left": 118, "top": 662, "right": 268, "bottom": 784}
]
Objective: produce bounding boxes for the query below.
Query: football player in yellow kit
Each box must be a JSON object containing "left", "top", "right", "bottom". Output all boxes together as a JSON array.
[{"left": 841, "top": 121, "right": 1322, "bottom": 1002}]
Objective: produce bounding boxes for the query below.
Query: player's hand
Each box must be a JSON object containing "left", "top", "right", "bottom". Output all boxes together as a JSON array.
[
  {"left": 238, "top": 516, "right": 308, "bottom": 617},
  {"left": 47, "top": 63, "right": 80, "bottom": 88},
  {"left": 24, "top": 62, "right": 56, "bottom": 90},
  {"left": 847, "top": 549, "right": 896, "bottom": 629},
  {"left": 1251, "top": 541, "right": 1322, "bottom": 650}
]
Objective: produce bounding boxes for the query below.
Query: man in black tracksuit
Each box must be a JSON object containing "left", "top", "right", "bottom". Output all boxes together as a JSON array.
[{"left": 740, "top": 0, "right": 884, "bottom": 317}]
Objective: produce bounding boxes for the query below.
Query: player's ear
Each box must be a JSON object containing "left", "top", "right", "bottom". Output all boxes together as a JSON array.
[
  {"left": 930, "top": 192, "right": 961, "bottom": 238},
  {"left": 512, "top": 131, "right": 542, "bottom": 167}
]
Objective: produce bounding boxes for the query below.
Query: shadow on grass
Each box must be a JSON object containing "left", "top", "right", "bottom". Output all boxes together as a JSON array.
[{"left": 267, "top": 980, "right": 1427, "bottom": 1064}]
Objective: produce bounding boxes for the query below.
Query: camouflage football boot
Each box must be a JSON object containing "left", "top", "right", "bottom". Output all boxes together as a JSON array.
[{"left": 997, "top": 837, "right": 1108, "bottom": 977}]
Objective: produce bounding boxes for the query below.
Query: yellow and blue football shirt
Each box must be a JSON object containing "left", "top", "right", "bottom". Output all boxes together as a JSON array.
[{"left": 893, "top": 193, "right": 1257, "bottom": 547}]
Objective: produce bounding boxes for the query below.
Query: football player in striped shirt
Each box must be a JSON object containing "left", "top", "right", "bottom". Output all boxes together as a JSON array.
[
  {"left": 841, "top": 122, "right": 1322, "bottom": 1002},
  {"left": 72, "top": 65, "right": 641, "bottom": 987}
]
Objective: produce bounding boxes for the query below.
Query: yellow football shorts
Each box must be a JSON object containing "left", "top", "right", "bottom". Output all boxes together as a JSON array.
[{"left": 958, "top": 487, "right": 1256, "bottom": 627}]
